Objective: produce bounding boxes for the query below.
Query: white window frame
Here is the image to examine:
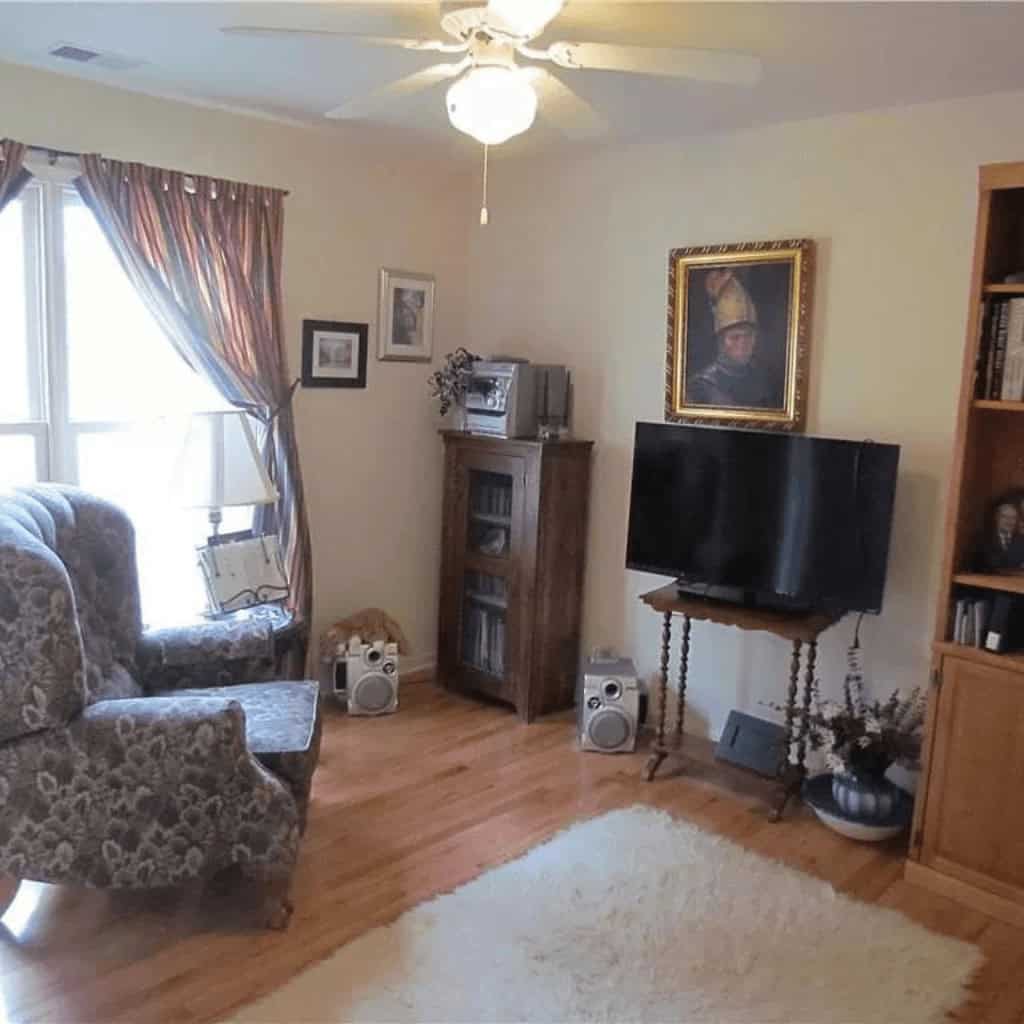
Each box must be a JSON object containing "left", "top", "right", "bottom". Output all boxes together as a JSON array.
[{"left": 6, "top": 159, "right": 191, "bottom": 491}]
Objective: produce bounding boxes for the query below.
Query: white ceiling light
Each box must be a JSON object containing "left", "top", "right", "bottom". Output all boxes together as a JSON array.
[
  {"left": 485, "top": 0, "right": 565, "bottom": 40},
  {"left": 446, "top": 66, "right": 538, "bottom": 146}
]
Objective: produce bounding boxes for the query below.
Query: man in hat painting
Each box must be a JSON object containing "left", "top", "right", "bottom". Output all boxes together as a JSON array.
[{"left": 687, "top": 268, "right": 780, "bottom": 409}]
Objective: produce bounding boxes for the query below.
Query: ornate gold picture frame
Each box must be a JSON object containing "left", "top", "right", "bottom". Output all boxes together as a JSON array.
[{"left": 665, "top": 239, "right": 814, "bottom": 431}]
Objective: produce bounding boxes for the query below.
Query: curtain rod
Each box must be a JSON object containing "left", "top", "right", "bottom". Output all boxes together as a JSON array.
[
  {"left": 23, "top": 142, "right": 289, "bottom": 196},
  {"left": 26, "top": 143, "right": 81, "bottom": 163}
]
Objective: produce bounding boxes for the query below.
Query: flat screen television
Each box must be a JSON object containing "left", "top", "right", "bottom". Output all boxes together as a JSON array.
[{"left": 625, "top": 423, "right": 900, "bottom": 614}]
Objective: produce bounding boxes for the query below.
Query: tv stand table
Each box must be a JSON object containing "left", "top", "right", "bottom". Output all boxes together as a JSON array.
[{"left": 639, "top": 585, "right": 844, "bottom": 821}]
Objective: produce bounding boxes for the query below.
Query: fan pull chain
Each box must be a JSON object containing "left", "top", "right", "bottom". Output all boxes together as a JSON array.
[{"left": 480, "top": 144, "right": 489, "bottom": 226}]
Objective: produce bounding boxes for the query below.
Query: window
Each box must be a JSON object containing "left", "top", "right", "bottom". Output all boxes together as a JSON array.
[{"left": 0, "top": 165, "right": 251, "bottom": 625}]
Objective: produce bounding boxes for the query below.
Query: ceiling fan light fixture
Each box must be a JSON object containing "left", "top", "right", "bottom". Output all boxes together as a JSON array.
[
  {"left": 486, "top": 0, "right": 565, "bottom": 39},
  {"left": 446, "top": 66, "right": 537, "bottom": 146}
]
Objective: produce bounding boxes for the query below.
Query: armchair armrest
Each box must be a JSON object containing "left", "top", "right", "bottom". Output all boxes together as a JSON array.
[
  {"left": 138, "top": 615, "right": 275, "bottom": 692},
  {"left": 0, "top": 697, "right": 300, "bottom": 889}
]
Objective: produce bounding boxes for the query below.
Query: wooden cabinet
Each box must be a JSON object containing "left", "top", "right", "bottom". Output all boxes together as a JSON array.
[
  {"left": 437, "top": 431, "right": 593, "bottom": 722},
  {"left": 917, "top": 657, "right": 1024, "bottom": 903},
  {"left": 906, "top": 163, "right": 1024, "bottom": 927}
]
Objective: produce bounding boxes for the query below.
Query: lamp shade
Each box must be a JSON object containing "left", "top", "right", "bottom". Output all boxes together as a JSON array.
[
  {"left": 446, "top": 66, "right": 538, "bottom": 146},
  {"left": 171, "top": 411, "right": 278, "bottom": 509}
]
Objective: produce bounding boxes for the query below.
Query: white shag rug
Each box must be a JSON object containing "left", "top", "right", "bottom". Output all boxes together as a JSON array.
[{"left": 233, "top": 807, "right": 982, "bottom": 1024}]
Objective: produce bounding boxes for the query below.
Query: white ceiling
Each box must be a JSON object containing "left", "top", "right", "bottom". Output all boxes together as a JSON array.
[{"left": 3, "top": 1, "right": 1024, "bottom": 161}]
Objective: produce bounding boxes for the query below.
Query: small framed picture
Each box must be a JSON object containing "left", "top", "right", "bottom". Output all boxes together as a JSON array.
[
  {"left": 977, "top": 489, "right": 1024, "bottom": 573},
  {"left": 378, "top": 268, "right": 435, "bottom": 362},
  {"left": 302, "top": 320, "right": 368, "bottom": 389}
]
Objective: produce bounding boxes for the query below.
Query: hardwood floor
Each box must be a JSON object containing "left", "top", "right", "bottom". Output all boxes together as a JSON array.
[{"left": 2, "top": 680, "right": 1022, "bottom": 1023}]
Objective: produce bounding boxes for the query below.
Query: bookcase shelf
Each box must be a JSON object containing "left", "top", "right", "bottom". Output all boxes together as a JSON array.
[
  {"left": 973, "top": 399, "right": 1024, "bottom": 412},
  {"left": 933, "top": 640, "right": 1024, "bottom": 674},
  {"left": 952, "top": 571, "right": 1024, "bottom": 594},
  {"left": 983, "top": 284, "right": 1024, "bottom": 295}
]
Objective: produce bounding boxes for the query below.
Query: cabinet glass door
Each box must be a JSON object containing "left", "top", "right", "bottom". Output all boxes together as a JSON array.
[{"left": 466, "top": 469, "right": 513, "bottom": 559}]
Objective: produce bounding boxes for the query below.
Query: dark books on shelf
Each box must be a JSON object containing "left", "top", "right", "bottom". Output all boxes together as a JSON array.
[{"left": 977, "top": 297, "right": 1024, "bottom": 400}]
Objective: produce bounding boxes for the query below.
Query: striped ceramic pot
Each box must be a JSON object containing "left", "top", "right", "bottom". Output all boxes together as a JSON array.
[{"left": 831, "top": 772, "right": 899, "bottom": 822}]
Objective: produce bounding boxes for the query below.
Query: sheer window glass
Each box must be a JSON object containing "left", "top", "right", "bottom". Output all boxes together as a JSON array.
[{"left": 3, "top": 174, "right": 253, "bottom": 625}]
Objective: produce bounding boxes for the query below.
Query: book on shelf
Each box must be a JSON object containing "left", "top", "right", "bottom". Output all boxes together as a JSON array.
[
  {"left": 1001, "top": 299, "right": 1024, "bottom": 401},
  {"left": 952, "top": 596, "right": 991, "bottom": 648},
  {"left": 462, "top": 602, "right": 506, "bottom": 677},
  {"left": 473, "top": 479, "right": 513, "bottom": 518},
  {"left": 978, "top": 298, "right": 1024, "bottom": 400}
]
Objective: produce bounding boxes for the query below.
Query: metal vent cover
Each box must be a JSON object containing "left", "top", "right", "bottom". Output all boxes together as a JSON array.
[
  {"left": 50, "top": 44, "right": 100, "bottom": 63},
  {"left": 49, "top": 43, "right": 145, "bottom": 70}
]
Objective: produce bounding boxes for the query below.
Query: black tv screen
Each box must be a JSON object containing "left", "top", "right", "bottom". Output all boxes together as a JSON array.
[{"left": 625, "top": 423, "right": 900, "bottom": 613}]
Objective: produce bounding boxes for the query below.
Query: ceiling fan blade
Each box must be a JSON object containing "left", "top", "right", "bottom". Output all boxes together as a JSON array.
[
  {"left": 325, "top": 58, "right": 471, "bottom": 120},
  {"left": 526, "top": 68, "right": 608, "bottom": 141},
  {"left": 545, "top": 42, "right": 762, "bottom": 85},
  {"left": 222, "top": 26, "right": 467, "bottom": 54}
]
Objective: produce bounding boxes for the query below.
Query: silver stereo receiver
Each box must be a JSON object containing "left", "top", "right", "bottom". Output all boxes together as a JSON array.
[{"left": 462, "top": 360, "right": 570, "bottom": 439}]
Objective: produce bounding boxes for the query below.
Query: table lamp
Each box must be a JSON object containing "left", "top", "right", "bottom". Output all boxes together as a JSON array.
[{"left": 171, "top": 410, "right": 288, "bottom": 614}]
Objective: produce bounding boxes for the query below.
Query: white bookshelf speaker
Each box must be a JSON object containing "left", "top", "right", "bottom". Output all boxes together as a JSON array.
[
  {"left": 335, "top": 636, "right": 399, "bottom": 716},
  {"left": 578, "top": 655, "right": 640, "bottom": 753}
]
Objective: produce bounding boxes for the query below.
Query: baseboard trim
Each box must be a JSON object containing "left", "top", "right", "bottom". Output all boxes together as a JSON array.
[
  {"left": 904, "top": 860, "right": 1024, "bottom": 927},
  {"left": 403, "top": 665, "right": 435, "bottom": 684}
]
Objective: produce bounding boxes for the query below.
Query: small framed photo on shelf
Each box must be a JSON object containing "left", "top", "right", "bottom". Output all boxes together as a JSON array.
[
  {"left": 976, "top": 488, "right": 1024, "bottom": 573},
  {"left": 302, "top": 320, "right": 368, "bottom": 389},
  {"left": 378, "top": 268, "right": 435, "bottom": 362}
]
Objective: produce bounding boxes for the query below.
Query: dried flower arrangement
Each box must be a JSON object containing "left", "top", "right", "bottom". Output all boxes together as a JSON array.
[
  {"left": 428, "top": 347, "right": 480, "bottom": 416},
  {"left": 791, "top": 644, "right": 928, "bottom": 780}
]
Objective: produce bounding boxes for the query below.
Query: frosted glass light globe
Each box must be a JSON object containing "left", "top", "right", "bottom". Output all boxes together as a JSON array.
[
  {"left": 446, "top": 67, "right": 538, "bottom": 146},
  {"left": 487, "top": 0, "right": 564, "bottom": 38}
]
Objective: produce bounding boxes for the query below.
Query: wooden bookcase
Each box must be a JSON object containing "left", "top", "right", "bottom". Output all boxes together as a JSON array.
[
  {"left": 905, "top": 163, "right": 1024, "bottom": 927},
  {"left": 436, "top": 431, "right": 593, "bottom": 722}
]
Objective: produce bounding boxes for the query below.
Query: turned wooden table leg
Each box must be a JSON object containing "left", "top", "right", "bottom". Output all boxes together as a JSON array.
[
  {"left": 643, "top": 610, "right": 673, "bottom": 781},
  {"left": 771, "top": 639, "right": 804, "bottom": 822},
  {"left": 674, "top": 614, "right": 692, "bottom": 751}
]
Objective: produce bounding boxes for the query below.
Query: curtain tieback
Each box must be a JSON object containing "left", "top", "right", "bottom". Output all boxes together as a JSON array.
[
  {"left": 269, "top": 378, "right": 300, "bottom": 423},
  {"left": 236, "top": 378, "right": 299, "bottom": 425}
]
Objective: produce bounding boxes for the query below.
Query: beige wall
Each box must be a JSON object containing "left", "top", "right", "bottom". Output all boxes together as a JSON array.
[
  {"left": 7, "top": 59, "right": 1024, "bottom": 729},
  {"left": 465, "top": 90, "right": 1024, "bottom": 740},
  {"left": 0, "top": 60, "right": 474, "bottom": 670}
]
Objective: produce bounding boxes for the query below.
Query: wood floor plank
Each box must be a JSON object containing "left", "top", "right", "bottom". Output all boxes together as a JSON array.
[{"left": 1, "top": 681, "right": 1019, "bottom": 1023}]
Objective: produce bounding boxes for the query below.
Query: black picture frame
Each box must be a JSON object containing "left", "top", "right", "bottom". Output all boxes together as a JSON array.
[{"left": 301, "top": 320, "right": 368, "bottom": 389}]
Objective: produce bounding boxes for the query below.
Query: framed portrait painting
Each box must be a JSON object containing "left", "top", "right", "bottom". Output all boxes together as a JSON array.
[
  {"left": 302, "top": 320, "right": 368, "bottom": 388},
  {"left": 378, "top": 268, "right": 435, "bottom": 362},
  {"left": 665, "top": 239, "right": 814, "bottom": 431}
]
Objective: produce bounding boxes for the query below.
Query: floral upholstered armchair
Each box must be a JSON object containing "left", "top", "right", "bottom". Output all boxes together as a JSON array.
[{"left": 0, "top": 486, "right": 321, "bottom": 927}]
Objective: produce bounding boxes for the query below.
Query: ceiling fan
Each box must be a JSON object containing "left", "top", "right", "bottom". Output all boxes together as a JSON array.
[{"left": 223, "top": 1, "right": 762, "bottom": 146}]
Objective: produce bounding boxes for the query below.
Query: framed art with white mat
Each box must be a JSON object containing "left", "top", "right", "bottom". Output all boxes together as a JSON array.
[
  {"left": 302, "top": 320, "right": 368, "bottom": 388},
  {"left": 378, "top": 268, "right": 435, "bottom": 362}
]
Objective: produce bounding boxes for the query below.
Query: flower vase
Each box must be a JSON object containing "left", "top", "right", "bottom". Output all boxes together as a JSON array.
[{"left": 831, "top": 771, "right": 900, "bottom": 822}]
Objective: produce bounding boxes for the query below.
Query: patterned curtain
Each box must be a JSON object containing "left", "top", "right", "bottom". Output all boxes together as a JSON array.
[
  {"left": 75, "top": 156, "right": 313, "bottom": 635},
  {"left": 0, "top": 139, "right": 30, "bottom": 211}
]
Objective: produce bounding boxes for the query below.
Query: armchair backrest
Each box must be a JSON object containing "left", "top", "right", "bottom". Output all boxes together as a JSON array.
[{"left": 0, "top": 487, "right": 144, "bottom": 742}]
